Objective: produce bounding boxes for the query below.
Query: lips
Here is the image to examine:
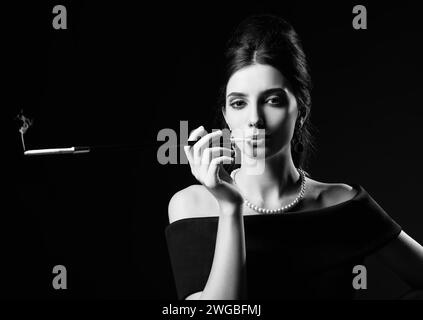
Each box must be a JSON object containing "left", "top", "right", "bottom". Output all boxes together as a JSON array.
[{"left": 246, "top": 134, "right": 271, "bottom": 147}]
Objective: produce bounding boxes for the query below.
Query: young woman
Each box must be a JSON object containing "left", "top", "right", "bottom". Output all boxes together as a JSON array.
[{"left": 165, "top": 14, "right": 423, "bottom": 300}]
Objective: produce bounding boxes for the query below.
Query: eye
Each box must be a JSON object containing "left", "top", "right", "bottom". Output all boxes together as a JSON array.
[
  {"left": 266, "top": 95, "right": 283, "bottom": 105},
  {"left": 229, "top": 99, "right": 246, "bottom": 110}
]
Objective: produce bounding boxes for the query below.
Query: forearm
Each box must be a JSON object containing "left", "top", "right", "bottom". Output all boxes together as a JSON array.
[
  {"left": 199, "top": 206, "right": 247, "bottom": 300},
  {"left": 375, "top": 231, "right": 423, "bottom": 289}
]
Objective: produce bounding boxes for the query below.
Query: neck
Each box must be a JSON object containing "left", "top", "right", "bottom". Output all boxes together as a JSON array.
[{"left": 236, "top": 147, "right": 302, "bottom": 206}]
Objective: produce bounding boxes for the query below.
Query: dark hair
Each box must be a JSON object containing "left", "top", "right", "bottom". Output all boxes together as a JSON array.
[{"left": 214, "top": 14, "right": 317, "bottom": 175}]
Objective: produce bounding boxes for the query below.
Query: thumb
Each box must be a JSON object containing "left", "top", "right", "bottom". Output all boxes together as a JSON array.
[{"left": 217, "top": 163, "right": 232, "bottom": 184}]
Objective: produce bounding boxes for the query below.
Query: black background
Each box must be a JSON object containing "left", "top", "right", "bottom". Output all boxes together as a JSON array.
[{"left": 3, "top": 1, "right": 422, "bottom": 299}]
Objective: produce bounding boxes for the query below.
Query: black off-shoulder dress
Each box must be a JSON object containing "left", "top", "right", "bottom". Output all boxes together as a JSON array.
[{"left": 165, "top": 184, "right": 402, "bottom": 300}]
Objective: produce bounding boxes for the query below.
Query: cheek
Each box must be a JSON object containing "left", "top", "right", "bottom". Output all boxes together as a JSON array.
[
  {"left": 267, "top": 109, "right": 297, "bottom": 143},
  {"left": 225, "top": 109, "right": 245, "bottom": 128},
  {"left": 268, "top": 94, "right": 299, "bottom": 135},
  {"left": 266, "top": 109, "right": 293, "bottom": 130}
]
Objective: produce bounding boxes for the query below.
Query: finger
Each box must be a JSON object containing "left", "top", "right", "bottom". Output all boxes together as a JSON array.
[
  {"left": 183, "top": 145, "right": 194, "bottom": 164},
  {"left": 188, "top": 126, "right": 207, "bottom": 142},
  {"left": 218, "top": 162, "right": 233, "bottom": 184},
  {"left": 193, "top": 130, "right": 223, "bottom": 166},
  {"left": 206, "top": 156, "right": 234, "bottom": 186},
  {"left": 186, "top": 126, "right": 207, "bottom": 166},
  {"left": 200, "top": 147, "right": 234, "bottom": 177},
  {"left": 184, "top": 145, "right": 201, "bottom": 180},
  {"left": 201, "top": 147, "right": 233, "bottom": 166}
]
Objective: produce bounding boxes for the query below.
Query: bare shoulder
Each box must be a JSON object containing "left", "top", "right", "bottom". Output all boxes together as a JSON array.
[
  {"left": 168, "top": 185, "right": 219, "bottom": 224},
  {"left": 306, "top": 178, "right": 359, "bottom": 208}
]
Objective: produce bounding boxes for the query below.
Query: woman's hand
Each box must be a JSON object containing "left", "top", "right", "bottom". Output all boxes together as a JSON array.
[{"left": 184, "top": 126, "right": 244, "bottom": 215}]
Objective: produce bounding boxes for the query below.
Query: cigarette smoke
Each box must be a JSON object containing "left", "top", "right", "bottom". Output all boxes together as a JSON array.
[{"left": 16, "top": 109, "right": 33, "bottom": 151}]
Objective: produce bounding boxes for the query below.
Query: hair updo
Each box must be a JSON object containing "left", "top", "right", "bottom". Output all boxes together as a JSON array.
[{"left": 214, "top": 14, "right": 317, "bottom": 174}]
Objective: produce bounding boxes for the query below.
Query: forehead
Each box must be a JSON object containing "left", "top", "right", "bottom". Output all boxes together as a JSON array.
[{"left": 226, "top": 64, "right": 287, "bottom": 95}]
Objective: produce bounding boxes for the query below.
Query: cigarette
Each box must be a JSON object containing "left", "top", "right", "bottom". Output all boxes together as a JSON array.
[
  {"left": 22, "top": 137, "right": 255, "bottom": 156},
  {"left": 24, "top": 146, "right": 90, "bottom": 156}
]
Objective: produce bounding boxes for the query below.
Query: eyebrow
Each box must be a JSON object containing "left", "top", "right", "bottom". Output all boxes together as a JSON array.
[{"left": 226, "top": 88, "right": 285, "bottom": 99}]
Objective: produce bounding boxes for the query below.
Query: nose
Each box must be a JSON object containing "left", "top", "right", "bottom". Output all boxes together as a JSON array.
[{"left": 248, "top": 103, "right": 265, "bottom": 128}]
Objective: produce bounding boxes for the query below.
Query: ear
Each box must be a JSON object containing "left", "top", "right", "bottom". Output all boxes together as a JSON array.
[{"left": 298, "top": 108, "right": 308, "bottom": 128}]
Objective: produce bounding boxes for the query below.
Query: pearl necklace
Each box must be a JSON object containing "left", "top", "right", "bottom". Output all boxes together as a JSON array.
[{"left": 230, "top": 168, "right": 307, "bottom": 214}]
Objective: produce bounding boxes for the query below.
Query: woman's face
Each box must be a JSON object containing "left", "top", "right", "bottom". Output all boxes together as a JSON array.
[{"left": 224, "top": 63, "right": 300, "bottom": 159}]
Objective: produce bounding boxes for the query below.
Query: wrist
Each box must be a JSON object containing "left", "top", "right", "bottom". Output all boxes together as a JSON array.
[{"left": 218, "top": 201, "right": 243, "bottom": 216}]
